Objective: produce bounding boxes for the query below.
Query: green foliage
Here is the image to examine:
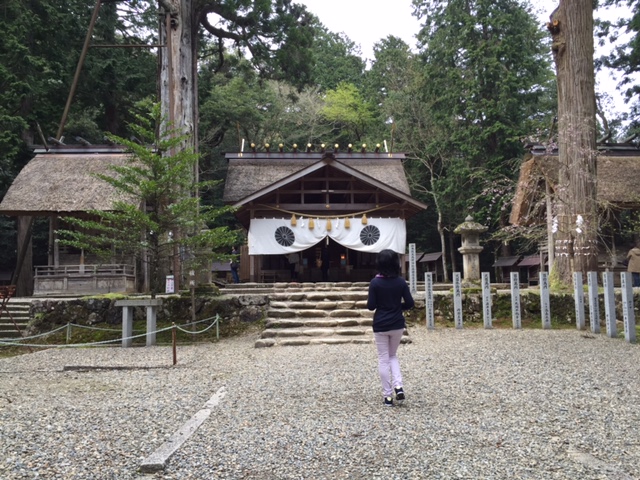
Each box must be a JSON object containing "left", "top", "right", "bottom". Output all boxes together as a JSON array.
[
  {"left": 57, "top": 103, "right": 238, "bottom": 295},
  {"left": 321, "top": 82, "right": 376, "bottom": 143},
  {"left": 309, "top": 27, "right": 366, "bottom": 91},
  {"left": 195, "top": 0, "right": 315, "bottom": 90},
  {"left": 379, "top": 0, "right": 556, "bottom": 261}
]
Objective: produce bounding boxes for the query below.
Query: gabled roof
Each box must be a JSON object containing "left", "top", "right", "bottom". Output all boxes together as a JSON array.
[
  {"left": 492, "top": 256, "right": 521, "bottom": 267},
  {"left": 518, "top": 255, "right": 545, "bottom": 267},
  {"left": 223, "top": 151, "right": 413, "bottom": 204},
  {"left": 224, "top": 153, "right": 427, "bottom": 216},
  {"left": 0, "top": 149, "right": 135, "bottom": 216}
]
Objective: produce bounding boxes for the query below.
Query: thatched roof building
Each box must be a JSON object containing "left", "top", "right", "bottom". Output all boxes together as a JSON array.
[
  {"left": 224, "top": 154, "right": 412, "bottom": 203},
  {"left": 224, "top": 151, "right": 425, "bottom": 227},
  {"left": 223, "top": 149, "right": 427, "bottom": 282},
  {"left": 0, "top": 147, "right": 135, "bottom": 216},
  {"left": 510, "top": 146, "right": 640, "bottom": 226}
]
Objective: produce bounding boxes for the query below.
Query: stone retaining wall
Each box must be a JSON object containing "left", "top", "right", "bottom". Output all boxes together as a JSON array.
[
  {"left": 26, "top": 294, "right": 270, "bottom": 338},
  {"left": 24, "top": 288, "right": 640, "bottom": 337}
]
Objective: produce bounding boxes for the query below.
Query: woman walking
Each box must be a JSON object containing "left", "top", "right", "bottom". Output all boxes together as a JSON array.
[{"left": 367, "top": 249, "right": 414, "bottom": 406}]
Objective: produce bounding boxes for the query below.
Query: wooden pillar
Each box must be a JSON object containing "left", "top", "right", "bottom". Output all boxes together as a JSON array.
[{"left": 15, "top": 216, "right": 34, "bottom": 296}]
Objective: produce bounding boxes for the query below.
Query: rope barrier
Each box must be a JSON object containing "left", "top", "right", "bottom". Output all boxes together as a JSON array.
[
  {"left": 175, "top": 317, "right": 220, "bottom": 335},
  {"left": 9, "top": 324, "right": 70, "bottom": 341},
  {"left": 0, "top": 314, "right": 221, "bottom": 349}
]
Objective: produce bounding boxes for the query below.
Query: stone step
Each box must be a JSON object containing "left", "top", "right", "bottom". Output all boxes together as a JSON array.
[
  {"left": 257, "top": 328, "right": 410, "bottom": 347},
  {"left": 0, "top": 325, "right": 26, "bottom": 340},
  {"left": 265, "top": 318, "right": 373, "bottom": 329},
  {"left": 0, "top": 314, "right": 30, "bottom": 321},
  {"left": 0, "top": 302, "right": 32, "bottom": 338},
  {"left": 269, "top": 292, "right": 370, "bottom": 302},
  {"left": 267, "top": 308, "right": 373, "bottom": 319},
  {"left": 261, "top": 325, "right": 373, "bottom": 338},
  {"left": 269, "top": 300, "right": 369, "bottom": 309}
]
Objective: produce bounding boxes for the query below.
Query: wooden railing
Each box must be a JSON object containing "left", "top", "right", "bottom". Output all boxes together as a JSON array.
[
  {"left": 34, "top": 264, "right": 136, "bottom": 295},
  {"left": 35, "top": 264, "right": 135, "bottom": 277}
]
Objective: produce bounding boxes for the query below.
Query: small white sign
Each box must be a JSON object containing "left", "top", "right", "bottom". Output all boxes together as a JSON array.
[{"left": 166, "top": 275, "right": 175, "bottom": 294}]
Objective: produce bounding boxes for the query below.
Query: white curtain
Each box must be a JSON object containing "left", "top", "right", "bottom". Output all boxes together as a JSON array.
[{"left": 248, "top": 217, "right": 406, "bottom": 255}]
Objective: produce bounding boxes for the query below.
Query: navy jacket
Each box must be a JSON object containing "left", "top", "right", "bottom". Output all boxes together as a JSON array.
[{"left": 367, "top": 275, "right": 415, "bottom": 332}]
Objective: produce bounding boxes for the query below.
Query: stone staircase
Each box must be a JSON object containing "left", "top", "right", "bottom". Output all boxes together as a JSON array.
[
  {"left": 221, "top": 282, "right": 415, "bottom": 347},
  {"left": 0, "top": 299, "right": 32, "bottom": 339}
]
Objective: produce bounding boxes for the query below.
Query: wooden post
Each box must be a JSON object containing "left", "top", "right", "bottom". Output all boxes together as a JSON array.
[
  {"left": 510, "top": 272, "right": 521, "bottom": 329},
  {"left": 602, "top": 271, "right": 616, "bottom": 338},
  {"left": 573, "top": 272, "right": 586, "bottom": 330},
  {"left": 172, "top": 323, "right": 177, "bottom": 365},
  {"left": 13, "top": 216, "right": 34, "bottom": 297},
  {"left": 587, "top": 271, "right": 600, "bottom": 333},
  {"left": 482, "top": 272, "right": 492, "bottom": 329},
  {"left": 453, "top": 272, "right": 463, "bottom": 329},
  {"left": 425, "top": 272, "right": 434, "bottom": 330},
  {"left": 540, "top": 272, "right": 551, "bottom": 329}
]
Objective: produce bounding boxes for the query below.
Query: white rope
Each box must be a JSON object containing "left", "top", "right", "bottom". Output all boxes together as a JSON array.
[
  {"left": 8, "top": 324, "right": 69, "bottom": 341},
  {"left": 69, "top": 324, "right": 143, "bottom": 333},
  {"left": 175, "top": 316, "right": 220, "bottom": 334},
  {"left": 0, "top": 325, "right": 177, "bottom": 348},
  {"left": 0, "top": 315, "right": 222, "bottom": 349}
]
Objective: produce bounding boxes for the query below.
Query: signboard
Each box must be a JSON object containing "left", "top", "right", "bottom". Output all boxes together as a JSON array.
[
  {"left": 408, "top": 243, "right": 417, "bottom": 295},
  {"left": 425, "top": 272, "right": 434, "bottom": 330},
  {"left": 482, "top": 272, "right": 492, "bottom": 329},
  {"left": 510, "top": 272, "right": 521, "bottom": 329},
  {"left": 602, "top": 271, "right": 616, "bottom": 338},
  {"left": 621, "top": 272, "right": 636, "bottom": 343},
  {"left": 540, "top": 272, "right": 551, "bottom": 329},
  {"left": 453, "top": 272, "right": 463, "bottom": 329},
  {"left": 573, "top": 272, "right": 585, "bottom": 330},
  {"left": 165, "top": 275, "right": 175, "bottom": 294},
  {"left": 587, "top": 271, "right": 600, "bottom": 334}
]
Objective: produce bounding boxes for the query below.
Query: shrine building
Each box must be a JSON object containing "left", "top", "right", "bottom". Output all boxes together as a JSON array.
[{"left": 223, "top": 145, "right": 428, "bottom": 283}]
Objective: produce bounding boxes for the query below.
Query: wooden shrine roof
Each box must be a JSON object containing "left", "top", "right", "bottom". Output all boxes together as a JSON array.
[
  {"left": 0, "top": 147, "right": 136, "bottom": 216},
  {"left": 223, "top": 151, "right": 412, "bottom": 204}
]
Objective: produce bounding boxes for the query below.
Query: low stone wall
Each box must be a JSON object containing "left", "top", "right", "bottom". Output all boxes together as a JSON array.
[
  {"left": 24, "top": 288, "right": 640, "bottom": 337},
  {"left": 26, "top": 294, "right": 270, "bottom": 338}
]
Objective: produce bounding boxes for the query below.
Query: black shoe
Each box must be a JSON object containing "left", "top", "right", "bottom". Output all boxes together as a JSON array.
[
  {"left": 394, "top": 387, "right": 405, "bottom": 402},
  {"left": 383, "top": 396, "right": 394, "bottom": 407}
]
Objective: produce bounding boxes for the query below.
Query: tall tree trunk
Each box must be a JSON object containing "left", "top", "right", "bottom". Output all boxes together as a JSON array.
[
  {"left": 158, "top": 0, "right": 199, "bottom": 291},
  {"left": 159, "top": 0, "right": 197, "bottom": 147},
  {"left": 548, "top": 2, "right": 598, "bottom": 286}
]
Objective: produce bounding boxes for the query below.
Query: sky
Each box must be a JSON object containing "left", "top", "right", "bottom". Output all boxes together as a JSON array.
[{"left": 297, "top": 0, "right": 633, "bottom": 122}]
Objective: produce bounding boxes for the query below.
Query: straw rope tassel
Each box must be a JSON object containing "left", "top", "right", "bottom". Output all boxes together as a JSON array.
[
  {"left": 344, "top": 217, "right": 350, "bottom": 229},
  {"left": 291, "top": 214, "right": 297, "bottom": 226},
  {"left": 326, "top": 218, "right": 332, "bottom": 231},
  {"left": 361, "top": 213, "right": 368, "bottom": 225},
  {"left": 309, "top": 218, "right": 315, "bottom": 229}
]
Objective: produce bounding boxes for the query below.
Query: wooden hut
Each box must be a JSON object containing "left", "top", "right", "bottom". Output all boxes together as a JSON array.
[
  {"left": 492, "top": 256, "right": 521, "bottom": 283},
  {"left": 409, "top": 252, "right": 444, "bottom": 282},
  {"left": 0, "top": 146, "right": 138, "bottom": 295},
  {"left": 223, "top": 149, "right": 428, "bottom": 282},
  {"left": 517, "top": 254, "right": 547, "bottom": 286}
]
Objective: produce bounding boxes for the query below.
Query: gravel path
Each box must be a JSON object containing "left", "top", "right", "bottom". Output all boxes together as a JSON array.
[{"left": 1, "top": 327, "right": 640, "bottom": 479}]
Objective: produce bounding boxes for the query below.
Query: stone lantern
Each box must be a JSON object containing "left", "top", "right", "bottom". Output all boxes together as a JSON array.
[{"left": 454, "top": 215, "right": 488, "bottom": 282}]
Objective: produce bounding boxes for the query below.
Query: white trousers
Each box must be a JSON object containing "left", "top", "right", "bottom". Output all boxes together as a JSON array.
[{"left": 374, "top": 328, "right": 404, "bottom": 397}]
